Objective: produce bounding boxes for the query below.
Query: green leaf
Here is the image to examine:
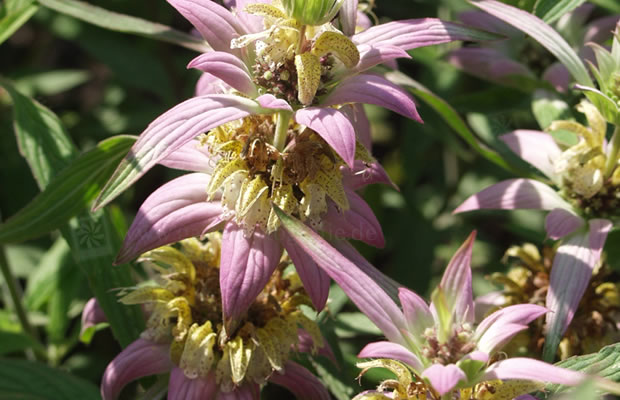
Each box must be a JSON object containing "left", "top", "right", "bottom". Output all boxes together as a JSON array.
[
  {"left": 334, "top": 312, "right": 382, "bottom": 337},
  {"left": 534, "top": 0, "right": 586, "bottom": 24},
  {"left": 0, "top": 77, "right": 76, "bottom": 187},
  {"left": 79, "top": 322, "right": 109, "bottom": 345},
  {"left": 590, "top": 0, "right": 620, "bottom": 13},
  {"left": 531, "top": 89, "right": 573, "bottom": 130},
  {"left": 37, "top": 0, "right": 210, "bottom": 52},
  {"left": 0, "top": 331, "right": 45, "bottom": 356},
  {"left": 0, "top": 0, "right": 38, "bottom": 45},
  {"left": 470, "top": 0, "right": 593, "bottom": 87},
  {"left": 549, "top": 343, "right": 620, "bottom": 395},
  {"left": 14, "top": 70, "right": 90, "bottom": 97},
  {"left": 2, "top": 78, "right": 142, "bottom": 347},
  {"left": 0, "top": 358, "right": 101, "bottom": 400},
  {"left": 0, "top": 135, "right": 137, "bottom": 243},
  {"left": 385, "top": 70, "right": 529, "bottom": 177},
  {"left": 24, "top": 237, "right": 71, "bottom": 310},
  {"left": 46, "top": 263, "right": 83, "bottom": 341},
  {"left": 579, "top": 86, "right": 620, "bottom": 126}
]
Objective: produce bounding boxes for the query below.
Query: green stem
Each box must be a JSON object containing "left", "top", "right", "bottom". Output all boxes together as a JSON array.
[
  {"left": 273, "top": 111, "right": 292, "bottom": 151},
  {"left": 296, "top": 24, "right": 307, "bottom": 54},
  {"left": 0, "top": 243, "right": 46, "bottom": 361},
  {"left": 604, "top": 126, "right": 620, "bottom": 178}
]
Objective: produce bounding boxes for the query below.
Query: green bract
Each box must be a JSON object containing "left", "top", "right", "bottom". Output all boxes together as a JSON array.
[{"left": 281, "top": 0, "right": 344, "bottom": 25}]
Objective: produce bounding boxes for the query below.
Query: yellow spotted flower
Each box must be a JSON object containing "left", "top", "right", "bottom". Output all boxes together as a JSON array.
[
  {"left": 101, "top": 236, "right": 331, "bottom": 400},
  {"left": 478, "top": 243, "right": 620, "bottom": 361},
  {"left": 347, "top": 233, "right": 586, "bottom": 400},
  {"left": 456, "top": 98, "right": 617, "bottom": 359}
]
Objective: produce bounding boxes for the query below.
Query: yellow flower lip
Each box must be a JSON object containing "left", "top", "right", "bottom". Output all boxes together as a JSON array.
[{"left": 202, "top": 116, "right": 377, "bottom": 235}]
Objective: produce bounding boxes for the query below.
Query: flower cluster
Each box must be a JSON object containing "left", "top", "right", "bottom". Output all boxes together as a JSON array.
[
  {"left": 347, "top": 233, "right": 585, "bottom": 399},
  {"left": 84, "top": 1, "right": 620, "bottom": 399},
  {"left": 102, "top": 235, "right": 329, "bottom": 399},
  {"left": 479, "top": 243, "right": 620, "bottom": 360}
]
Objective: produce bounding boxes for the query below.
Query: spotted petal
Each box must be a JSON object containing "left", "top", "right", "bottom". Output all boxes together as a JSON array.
[
  {"left": 116, "top": 173, "right": 223, "bottom": 264},
  {"left": 101, "top": 339, "right": 172, "bottom": 400},
  {"left": 220, "top": 223, "right": 282, "bottom": 328},
  {"left": 322, "top": 74, "right": 421, "bottom": 123},
  {"left": 454, "top": 178, "right": 572, "bottom": 213},
  {"left": 295, "top": 107, "right": 356, "bottom": 168},
  {"left": 544, "top": 219, "right": 613, "bottom": 360}
]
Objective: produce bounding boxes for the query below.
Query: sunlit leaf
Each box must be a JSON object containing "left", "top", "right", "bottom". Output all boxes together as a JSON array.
[
  {"left": 531, "top": 89, "right": 573, "bottom": 130},
  {"left": 38, "top": 0, "right": 210, "bottom": 52},
  {"left": 1, "top": 78, "right": 142, "bottom": 347},
  {"left": 0, "top": 77, "right": 76, "bottom": 187},
  {"left": 534, "top": 0, "right": 586, "bottom": 24},
  {"left": 0, "top": 0, "right": 38, "bottom": 45},
  {"left": 24, "top": 238, "right": 71, "bottom": 310},
  {"left": 0, "top": 136, "right": 136, "bottom": 243}
]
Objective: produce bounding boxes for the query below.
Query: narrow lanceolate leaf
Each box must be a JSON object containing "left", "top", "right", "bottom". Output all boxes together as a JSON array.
[
  {"left": 0, "top": 0, "right": 38, "bottom": 45},
  {"left": 37, "top": 0, "right": 210, "bottom": 52},
  {"left": 0, "top": 136, "right": 136, "bottom": 243},
  {"left": 470, "top": 0, "right": 593, "bottom": 87},
  {"left": 385, "top": 71, "right": 530, "bottom": 178},
  {"left": 0, "top": 358, "right": 100, "bottom": 400},
  {"left": 2, "top": 78, "right": 142, "bottom": 347},
  {"left": 534, "top": 0, "right": 586, "bottom": 24},
  {"left": 0, "top": 77, "right": 76, "bottom": 187},
  {"left": 549, "top": 343, "right": 620, "bottom": 394}
]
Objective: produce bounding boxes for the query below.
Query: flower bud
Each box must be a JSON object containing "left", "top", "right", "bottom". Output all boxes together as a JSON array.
[{"left": 281, "top": 0, "right": 344, "bottom": 26}]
